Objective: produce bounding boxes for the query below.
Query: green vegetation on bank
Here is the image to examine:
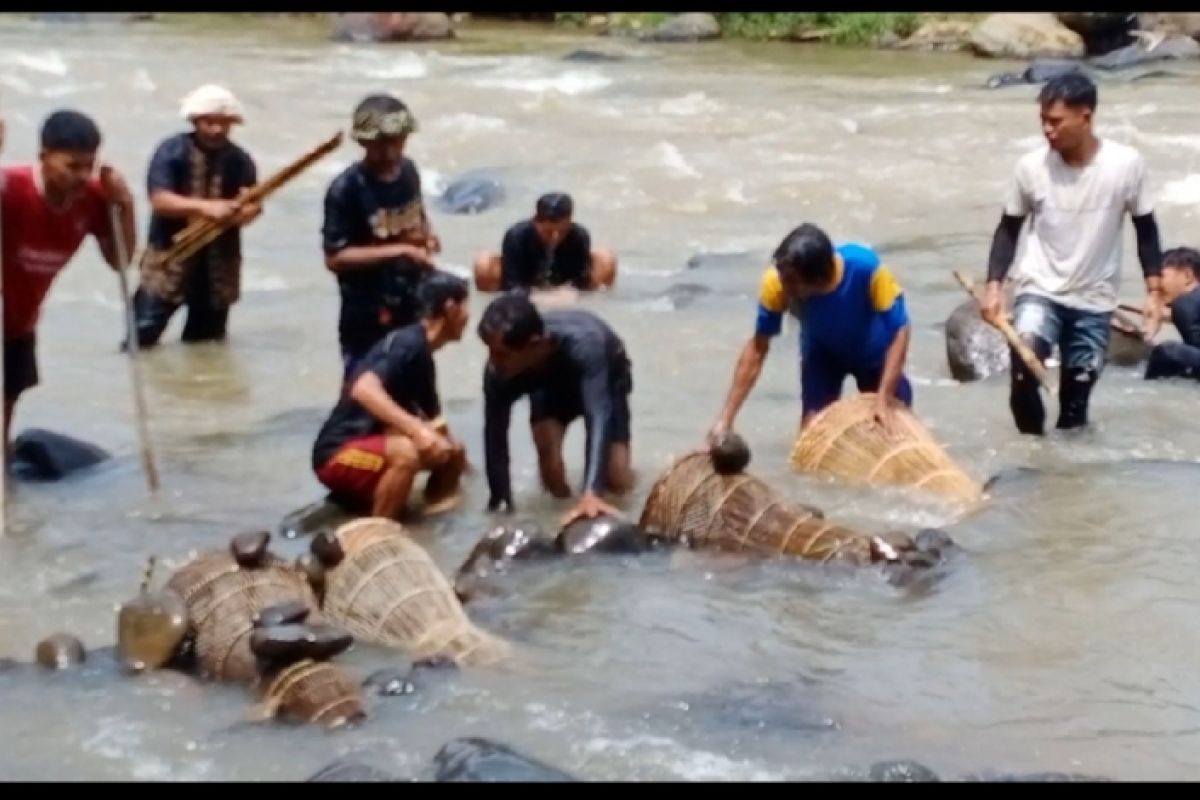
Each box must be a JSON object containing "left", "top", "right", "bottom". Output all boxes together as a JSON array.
[{"left": 556, "top": 12, "right": 979, "bottom": 46}]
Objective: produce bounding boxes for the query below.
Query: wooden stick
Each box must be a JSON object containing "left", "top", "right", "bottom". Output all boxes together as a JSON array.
[
  {"left": 110, "top": 204, "right": 160, "bottom": 496},
  {"left": 952, "top": 271, "right": 1055, "bottom": 393},
  {"left": 162, "top": 130, "right": 344, "bottom": 267}
]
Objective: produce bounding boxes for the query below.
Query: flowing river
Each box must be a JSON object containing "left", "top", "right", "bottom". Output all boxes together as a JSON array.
[{"left": 3, "top": 14, "right": 1200, "bottom": 781}]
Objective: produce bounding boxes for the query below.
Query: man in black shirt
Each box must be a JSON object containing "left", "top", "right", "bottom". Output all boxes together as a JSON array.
[
  {"left": 1145, "top": 247, "right": 1200, "bottom": 381},
  {"left": 473, "top": 192, "right": 617, "bottom": 295},
  {"left": 131, "top": 84, "right": 260, "bottom": 348},
  {"left": 478, "top": 294, "right": 634, "bottom": 524},
  {"left": 322, "top": 93, "right": 444, "bottom": 382},
  {"left": 312, "top": 272, "right": 469, "bottom": 520}
]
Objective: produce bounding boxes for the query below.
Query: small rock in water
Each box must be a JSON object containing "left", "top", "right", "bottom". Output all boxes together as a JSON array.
[
  {"left": 432, "top": 737, "right": 580, "bottom": 782},
  {"left": 868, "top": 760, "right": 942, "bottom": 782},
  {"left": 230, "top": 530, "right": 271, "bottom": 568},
  {"left": 35, "top": 633, "right": 87, "bottom": 670},
  {"left": 363, "top": 668, "right": 417, "bottom": 697}
]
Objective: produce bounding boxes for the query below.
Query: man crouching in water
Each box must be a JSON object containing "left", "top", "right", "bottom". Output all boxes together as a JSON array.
[
  {"left": 478, "top": 293, "right": 634, "bottom": 524},
  {"left": 310, "top": 272, "right": 470, "bottom": 520}
]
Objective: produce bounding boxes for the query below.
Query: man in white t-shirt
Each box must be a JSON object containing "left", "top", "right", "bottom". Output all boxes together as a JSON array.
[{"left": 981, "top": 72, "right": 1164, "bottom": 435}]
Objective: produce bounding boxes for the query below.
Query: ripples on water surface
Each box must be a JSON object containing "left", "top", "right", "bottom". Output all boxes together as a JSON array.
[{"left": 3, "top": 16, "right": 1200, "bottom": 781}]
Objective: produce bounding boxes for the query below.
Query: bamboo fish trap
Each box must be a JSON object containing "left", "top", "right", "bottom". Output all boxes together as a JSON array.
[
  {"left": 321, "top": 518, "right": 511, "bottom": 667},
  {"left": 253, "top": 658, "right": 365, "bottom": 730},
  {"left": 639, "top": 450, "right": 894, "bottom": 566},
  {"left": 789, "top": 393, "right": 983, "bottom": 504},
  {"left": 165, "top": 551, "right": 321, "bottom": 683}
]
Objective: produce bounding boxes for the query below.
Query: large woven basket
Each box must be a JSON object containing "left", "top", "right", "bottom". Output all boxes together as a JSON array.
[
  {"left": 639, "top": 451, "right": 879, "bottom": 565},
  {"left": 789, "top": 393, "right": 982, "bottom": 504},
  {"left": 165, "top": 552, "right": 322, "bottom": 684},
  {"left": 321, "top": 518, "right": 510, "bottom": 667},
  {"left": 257, "top": 658, "right": 365, "bottom": 729}
]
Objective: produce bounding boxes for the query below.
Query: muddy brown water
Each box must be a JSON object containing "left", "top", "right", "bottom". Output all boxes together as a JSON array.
[{"left": 3, "top": 16, "right": 1200, "bottom": 781}]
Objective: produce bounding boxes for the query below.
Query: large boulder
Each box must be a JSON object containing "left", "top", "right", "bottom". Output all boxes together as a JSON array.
[
  {"left": 969, "top": 13, "right": 1086, "bottom": 60},
  {"left": 894, "top": 20, "right": 974, "bottom": 52},
  {"left": 1137, "top": 13, "right": 1200, "bottom": 41},
  {"left": 1090, "top": 34, "right": 1200, "bottom": 70},
  {"left": 640, "top": 13, "right": 720, "bottom": 43},
  {"left": 1055, "top": 12, "right": 1136, "bottom": 55},
  {"left": 332, "top": 12, "right": 454, "bottom": 43}
]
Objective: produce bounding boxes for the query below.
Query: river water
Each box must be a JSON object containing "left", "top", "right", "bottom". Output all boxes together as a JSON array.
[{"left": 3, "top": 14, "right": 1200, "bottom": 781}]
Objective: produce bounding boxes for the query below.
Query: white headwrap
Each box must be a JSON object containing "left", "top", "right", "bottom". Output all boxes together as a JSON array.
[{"left": 180, "top": 84, "right": 244, "bottom": 123}]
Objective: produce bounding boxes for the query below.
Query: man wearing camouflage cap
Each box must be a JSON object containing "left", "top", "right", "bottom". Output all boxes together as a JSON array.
[{"left": 321, "top": 93, "right": 443, "bottom": 382}]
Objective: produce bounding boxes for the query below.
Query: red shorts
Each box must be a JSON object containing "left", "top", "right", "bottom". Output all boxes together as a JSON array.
[{"left": 316, "top": 435, "right": 387, "bottom": 509}]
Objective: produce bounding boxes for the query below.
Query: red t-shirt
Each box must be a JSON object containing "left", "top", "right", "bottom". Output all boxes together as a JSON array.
[{"left": 1, "top": 165, "right": 112, "bottom": 339}]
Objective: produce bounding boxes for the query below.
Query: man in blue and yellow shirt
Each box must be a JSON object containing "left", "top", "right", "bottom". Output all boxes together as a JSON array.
[{"left": 708, "top": 223, "right": 913, "bottom": 441}]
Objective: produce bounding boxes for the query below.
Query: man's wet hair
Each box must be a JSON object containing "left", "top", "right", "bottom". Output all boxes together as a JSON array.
[
  {"left": 40, "top": 109, "right": 101, "bottom": 153},
  {"left": 477, "top": 292, "right": 544, "bottom": 348},
  {"left": 773, "top": 223, "right": 836, "bottom": 286},
  {"left": 535, "top": 192, "right": 573, "bottom": 222},
  {"left": 1162, "top": 246, "right": 1200, "bottom": 279},
  {"left": 418, "top": 271, "right": 469, "bottom": 318},
  {"left": 1038, "top": 72, "right": 1097, "bottom": 111}
]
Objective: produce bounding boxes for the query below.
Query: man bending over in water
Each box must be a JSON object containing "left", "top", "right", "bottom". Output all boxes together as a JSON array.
[
  {"left": 311, "top": 272, "right": 470, "bottom": 520},
  {"left": 708, "top": 222, "right": 912, "bottom": 442},
  {"left": 478, "top": 294, "right": 634, "bottom": 524},
  {"left": 1145, "top": 247, "right": 1200, "bottom": 382},
  {"left": 473, "top": 192, "right": 618, "bottom": 296}
]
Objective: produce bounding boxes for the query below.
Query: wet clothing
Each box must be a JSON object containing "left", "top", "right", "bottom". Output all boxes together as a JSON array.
[
  {"left": 135, "top": 132, "right": 257, "bottom": 345},
  {"left": 311, "top": 323, "right": 441, "bottom": 472},
  {"left": 500, "top": 220, "right": 592, "bottom": 291},
  {"left": 1009, "top": 294, "right": 1111, "bottom": 434},
  {"left": 4, "top": 335, "right": 38, "bottom": 401},
  {"left": 1001, "top": 138, "right": 1157, "bottom": 313},
  {"left": 483, "top": 309, "right": 633, "bottom": 508},
  {"left": 322, "top": 158, "right": 433, "bottom": 366},
  {"left": 1, "top": 165, "right": 113, "bottom": 340},
  {"left": 314, "top": 434, "right": 387, "bottom": 511},
  {"left": 755, "top": 242, "right": 911, "bottom": 416},
  {"left": 1145, "top": 286, "right": 1200, "bottom": 381}
]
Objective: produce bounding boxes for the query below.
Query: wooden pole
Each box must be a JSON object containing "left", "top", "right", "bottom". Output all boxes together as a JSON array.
[
  {"left": 952, "top": 271, "right": 1055, "bottom": 393},
  {"left": 110, "top": 204, "right": 160, "bottom": 495}
]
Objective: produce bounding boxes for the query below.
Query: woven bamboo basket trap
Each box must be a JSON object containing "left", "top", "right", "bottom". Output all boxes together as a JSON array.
[
  {"left": 166, "top": 551, "right": 322, "bottom": 683},
  {"left": 639, "top": 450, "right": 889, "bottom": 565},
  {"left": 321, "top": 518, "right": 511, "bottom": 667},
  {"left": 789, "top": 393, "right": 983, "bottom": 504},
  {"left": 256, "top": 658, "right": 365, "bottom": 729}
]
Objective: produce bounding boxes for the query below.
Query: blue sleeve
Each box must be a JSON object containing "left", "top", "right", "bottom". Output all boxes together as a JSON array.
[
  {"left": 878, "top": 293, "right": 909, "bottom": 336},
  {"left": 755, "top": 304, "right": 783, "bottom": 338}
]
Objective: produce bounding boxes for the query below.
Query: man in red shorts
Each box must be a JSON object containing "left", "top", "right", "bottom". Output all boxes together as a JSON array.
[
  {"left": 2, "top": 109, "right": 137, "bottom": 446},
  {"left": 311, "top": 271, "right": 470, "bottom": 520}
]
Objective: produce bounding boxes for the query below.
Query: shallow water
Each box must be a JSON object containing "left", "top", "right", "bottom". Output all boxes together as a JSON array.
[{"left": 3, "top": 15, "right": 1200, "bottom": 781}]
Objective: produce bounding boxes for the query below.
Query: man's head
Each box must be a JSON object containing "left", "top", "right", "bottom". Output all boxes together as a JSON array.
[
  {"left": 1160, "top": 247, "right": 1200, "bottom": 303},
  {"left": 477, "top": 293, "right": 552, "bottom": 378},
  {"left": 533, "top": 192, "right": 574, "bottom": 248},
  {"left": 772, "top": 223, "right": 838, "bottom": 300},
  {"left": 418, "top": 271, "right": 471, "bottom": 343},
  {"left": 351, "top": 94, "right": 418, "bottom": 173},
  {"left": 1037, "top": 73, "right": 1097, "bottom": 156},
  {"left": 181, "top": 84, "right": 243, "bottom": 150},
  {"left": 39, "top": 109, "right": 101, "bottom": 202}
]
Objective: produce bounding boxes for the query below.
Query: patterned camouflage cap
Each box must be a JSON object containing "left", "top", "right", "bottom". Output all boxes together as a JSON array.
[{"left": 351, "top": 95, "right": 418, "bottom": 142}]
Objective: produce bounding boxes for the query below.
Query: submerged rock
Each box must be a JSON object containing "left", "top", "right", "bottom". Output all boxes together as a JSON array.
[
  {"left": 432, "top": 737, "right": 580, "bottom": 782},
  {"left": 868, "top": 760, "right": 942, "bottom": 782},
  {"left": 306, "top": 759, "right": 400, "bottom": 782},
  {"left": 435, "top": 172, "right": 506, "bottom": 215},
  {"left": 9, "top": 428, "right": 111, "bottom": 482}
]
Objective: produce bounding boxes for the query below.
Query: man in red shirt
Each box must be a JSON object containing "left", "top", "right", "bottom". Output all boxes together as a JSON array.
[{"left": 2, "top": 109, "right": 137, "bottom": 446}]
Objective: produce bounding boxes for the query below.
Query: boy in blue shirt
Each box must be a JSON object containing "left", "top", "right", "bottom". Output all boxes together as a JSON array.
[{"left": 708, "top": 223, "right": 912, "bottom": 442}]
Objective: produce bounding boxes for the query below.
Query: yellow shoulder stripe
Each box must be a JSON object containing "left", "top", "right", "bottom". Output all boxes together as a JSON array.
[
  {"left": 869, "top": 265, "right": 902, "bottom": 312},
  {"left": 758, "top": 266, "right": 786, "bottom": 313}
]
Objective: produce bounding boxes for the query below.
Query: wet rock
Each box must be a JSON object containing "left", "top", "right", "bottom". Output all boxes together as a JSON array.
[
  {"left": 640, "top": 13, "right": 720, "bottom": 43},
  {"left": 944, "top": 299, "right": 1009, "bottom": 382},
  {"left": 656, "top": 283, "right": 712, "bottom": 310},
  {"left": 1056, "top": 13, "right": 1137, "bottom": 55},
  {"left": 455, "top": 522, "right": 560, "bottom": 599},
  {"left": 432, "top": 737, "right": 580, "bottom": 782},
  {"left": 970, "top": 13, "right": 1086, "bottom": 60},
  {"left": 963, "top": 770, "right": 1110, "bottom": 782},
  {"left": 709, "top": 431, "right": 751, "bottom": 475},
  {"left": 556, "top": 514, "right": 655, "bottom": 555},
  {"left": 894, "top": 20, "right": 974, "bottom": 52},
  {"left": 434, "top": 172, "right": 506, "bottom": 215},
  {"left": 668, "top": 680, "right": 840, "bottom": 736},
  {"left": 1138, "top": 13, "right": 1200, "bottom": 41},
  {"left": 363, "top": 667, "right": 416, "bottom": 697},
  {"left": 869, "top": 760, "right": 942, "bottom": 782},
  {"left": 563, "top": 48, "right": 624, "bottom": 63},
  {"left": 331, "top": 12, "right": 454, "bottom": 43},
  {"left": 685, "top": 250, "right": 756, "bottom": 271},
  {"left": 8, "top": 428, "right": 111, "bottom": 482},
  {"left": 35, "top": 634, "right": 87, "bottom": 670},
  {"left": 307, "top": 759, "right": 399, "bottom": 782},
  {"left": 277, "top": 497, "right": 355, "bottom": 540}
]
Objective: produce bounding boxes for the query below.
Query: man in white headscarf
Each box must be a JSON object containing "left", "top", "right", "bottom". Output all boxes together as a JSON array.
[{"left": 128, "top": 83, "right": 260, "bottom": 349}]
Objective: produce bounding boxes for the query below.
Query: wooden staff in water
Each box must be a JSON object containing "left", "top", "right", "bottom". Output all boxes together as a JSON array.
[{"left": 954, "top": 271, "right": 1055, "bottom": 393}]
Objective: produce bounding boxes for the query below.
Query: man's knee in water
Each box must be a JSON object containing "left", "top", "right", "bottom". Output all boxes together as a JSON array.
[
  {"left": 1009, "top": 334, "right": 1052, "bottom": 435},
  {"left": 473, "top": 251, "right": 502, "bottom": 292},
  {"left": 1057, "top": 367, "right": 1098, "bottom": 430},
  {"left": 589, "top": 248, "right": 618, "bottom": 289}
]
